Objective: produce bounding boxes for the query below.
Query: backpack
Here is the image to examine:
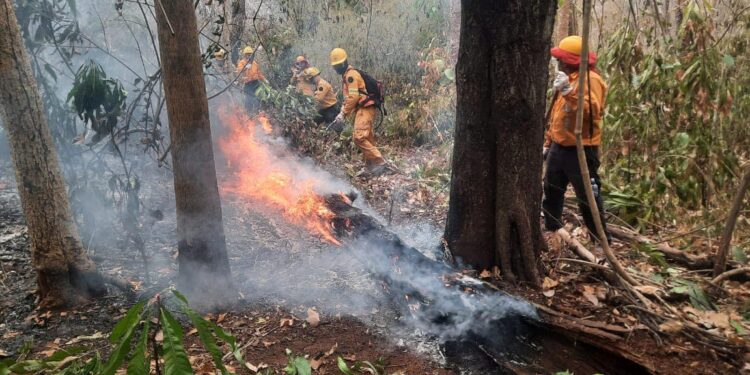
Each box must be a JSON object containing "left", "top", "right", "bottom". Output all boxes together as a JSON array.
[{"left": 354, "top": 69, "right": 388, "bottom": 116}]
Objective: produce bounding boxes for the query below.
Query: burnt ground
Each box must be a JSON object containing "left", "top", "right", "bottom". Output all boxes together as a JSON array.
[
  {"left": 316, "top": 140, "right": 749, "bottom": 374},
  {"left": 0, "top": 160, "right": 456, "bottom": 373}
]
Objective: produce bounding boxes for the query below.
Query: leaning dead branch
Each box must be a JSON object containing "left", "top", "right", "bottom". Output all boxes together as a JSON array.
[
  {"left": 573, "top": 0, "right": 639, "bottom": 287},
  {"left": 713, "top": 163, "right": 750, "bottom": 276}
]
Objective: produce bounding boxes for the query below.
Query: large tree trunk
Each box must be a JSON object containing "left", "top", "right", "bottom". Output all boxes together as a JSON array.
[
  {"left": 223, "top": 0, "right": 245, "bottom": 64},
  {"left": 155, "top": 0, "right": 234, "bottom": 304},
  {"left": 444, "top": 0, "right": 556, "bottom": 285},
  {"left": 0, "top": 0, "right": 106, "bottom": 308}
]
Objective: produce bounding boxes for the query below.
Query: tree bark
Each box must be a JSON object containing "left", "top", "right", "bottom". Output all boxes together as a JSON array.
[
  {"left": 155, "top": 0, "right": 234, "bottom": 304},
  {"left": 444, "top": 1, "right": 557, "bottom": 285},
  {"left": 224, "top": 0, "right": 245, "bottom": 64},
  {"left": 0, "top": 0, "right": 106, "bottom": 308}
]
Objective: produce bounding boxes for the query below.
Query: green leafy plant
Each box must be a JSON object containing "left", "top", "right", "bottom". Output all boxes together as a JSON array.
[
  {"left": 0, "top": 291, "right": 245, "bottom": 375},
  {"left": 669, "top": 278, "right": 714, "bottom": 311},
  {"left": 284, "top": 349, "right": 312, "bottom": 375},
  {"left": 337, "top": 356, "right": 386, "bottom": 375},
  {"left": 66, "top": 60, "right": 127, "bottom": 145}
]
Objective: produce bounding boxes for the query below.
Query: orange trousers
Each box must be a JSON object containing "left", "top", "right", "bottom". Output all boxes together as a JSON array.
[{"left": 352, "top": 107, "right": 385, "bottom": 165}]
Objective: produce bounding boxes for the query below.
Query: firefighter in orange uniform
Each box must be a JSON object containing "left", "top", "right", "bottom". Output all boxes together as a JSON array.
[
  {"left": 543, "top": 35, "right": 611, "bottom": 243},
  {"left": 330, "top": 48, "right": 386, "bottom": 176},
  {"left": 290, "top": 55, "right": 312, "bottom": 94},
  {"left": 236, "top": 46, "right": 267, "bottom": 115},
  {"left": 302, "top": 67, "right": 340, "bottom": 126}
]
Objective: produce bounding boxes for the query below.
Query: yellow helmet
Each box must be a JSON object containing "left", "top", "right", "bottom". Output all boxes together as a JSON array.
[
  {"left": 243, "top": 46, "right": 254, "bottom": 55},
  {"left": 557, "top": 36, "right": 582, "bottom": 55},
  {"left": 303, "top": 67, "right": 320, "bottom": 79},
  {"left": 213, "top": 48, "right": 227, "bottom": 60},
  {"left": 330, "top": 48, "right": 347, "bottom": 65}
]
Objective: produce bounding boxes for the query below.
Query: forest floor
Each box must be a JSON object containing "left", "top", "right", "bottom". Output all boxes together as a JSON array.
[
  {"left": 314, "top": 133, "right": 749, "bottom": 374},
  {"left": 0, "top": 162, "right": 454, "bottom": 374},
  {"left": 1, "top": 115, "right": 749, "bottom": 374}
]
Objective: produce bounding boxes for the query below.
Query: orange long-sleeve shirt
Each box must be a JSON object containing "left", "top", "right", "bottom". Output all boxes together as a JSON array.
[
  {"left": 236, "top": 58, "right": 265, "bottom": 84},
  {"left": 313, "top": 77, "right": 337, "bottom": 110},
  {"left": 341, "top": 66, "right": 367, "bottom": 116},
  {"left": 545, "top": 70, "right": 607, "bottom": 147}
]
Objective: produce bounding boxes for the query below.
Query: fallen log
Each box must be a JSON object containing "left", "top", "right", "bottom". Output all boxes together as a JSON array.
[
  {"left": 608, "top": 225, "right": 714, "bottom": 269},
  {"left": 324, "top": 193, "right": 653, "bottom": 375}
]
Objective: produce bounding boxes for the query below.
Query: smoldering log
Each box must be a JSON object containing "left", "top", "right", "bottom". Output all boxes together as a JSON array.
[{"left": 323, "top": 193, "right": 653, "bottom": 375}]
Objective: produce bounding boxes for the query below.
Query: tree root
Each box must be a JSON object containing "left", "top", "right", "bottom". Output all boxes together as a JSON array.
[{"left": 711, "top": 267, "right": 750, "bottom": 284}]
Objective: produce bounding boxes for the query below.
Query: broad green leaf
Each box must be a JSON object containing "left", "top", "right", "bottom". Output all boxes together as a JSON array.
[
  {"left": 731, "top": 246, "right": 748, "bottom": 264},
  {"left": 127, "top": 319, "right": 151, "bottom": 375},
  {"left": 102, "top": 302, "right": 145, "bottom": 375},
  {"left": 337, "top": 357, "right": 355, "bottom": 375},
  {"left": 173, "top": 292, "right": 229, "bottom": 375},
  {"left": 688, "top": 285, "right": 713, "bottom": 311},
  {"left": 160, "top": 307, "right": 194, "bottom": 375},
  {"left": 110, "top": 300, "right": 145, "bottom": 343},
  {"left": 730, "top": 320, "right": 747, "bottom": 335},
  {"left": 293, "top": 357, "right": 311, "bottom": 375},
  {"left": 723, "top": 54, "right": 735, "bottom": 68}
]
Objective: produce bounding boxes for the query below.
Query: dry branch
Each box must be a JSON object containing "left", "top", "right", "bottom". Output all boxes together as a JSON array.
[
  {"left": 573, "top": 0, "right": 639, "bottom": 286},
  {"left": 608, "top": 225, "right": 714, "bottom": 269},
  {"left": 713, "top": 163, "right": 750, "bottom": 276},
  {"left": 556, "top": 228, "right": 597, "bottom": 263},
  {"left": 711, "top": 267, "right": 750, "bottom": 284}
]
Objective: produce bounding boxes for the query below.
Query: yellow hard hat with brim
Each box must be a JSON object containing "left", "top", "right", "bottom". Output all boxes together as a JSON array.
[
  {"left": 243, "top": 46, "right": 254, "bottom": 55},
  {"left": 330, "top": 48, "right": 347, "bottom": 65}
]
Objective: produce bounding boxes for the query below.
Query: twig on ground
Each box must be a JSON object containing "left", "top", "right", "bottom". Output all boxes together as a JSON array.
[{"left": 556, "top": 228, "right": 597, "bottom": 263}]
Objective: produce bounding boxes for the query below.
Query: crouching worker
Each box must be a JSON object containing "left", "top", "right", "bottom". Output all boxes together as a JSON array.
[
  {"left": 302, "top": 67, "right": 340, "bottom": 128},
  {"left": 542, "top": 36, "right": 612, "bottom": 244},
  {"left": 329, "top": 47, "right": 387, "bottom": 176},
  {"left": 236, "top": 46, "right": 267, "bottom": 115}
]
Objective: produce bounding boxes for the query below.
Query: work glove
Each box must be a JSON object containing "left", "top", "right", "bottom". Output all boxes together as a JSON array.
[
  {"left": 553, "top": 71, "right": 572, "bottom": 96},
  {"left": 334, "top": 112, "right": 345, "bottom": 124}
]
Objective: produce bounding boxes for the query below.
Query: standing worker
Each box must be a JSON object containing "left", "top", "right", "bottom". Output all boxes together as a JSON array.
[
  {"left": 302, "top": 67, "right": 340, "bottom": 127},
  {"left": 542, "top": 36, "right": 612, "bottom": 243},
  {"left": 330, "top": 47, "right": 387, "bottom": 176},
  {"left": 236, "top": 46, "right": 267, "bottom": 115}
]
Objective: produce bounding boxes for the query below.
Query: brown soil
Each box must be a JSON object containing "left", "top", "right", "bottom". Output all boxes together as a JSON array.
[{"left": 185, "top": 308, "right": 454, "bottom": 375}]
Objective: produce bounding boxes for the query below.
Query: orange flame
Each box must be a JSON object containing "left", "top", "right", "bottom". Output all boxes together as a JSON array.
[{"left": 217, "top": 107, "right": 340, "bottom": 245}]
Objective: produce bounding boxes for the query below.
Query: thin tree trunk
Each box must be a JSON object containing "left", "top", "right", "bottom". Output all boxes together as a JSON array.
[
  {"left": 444, "top": 0, "right": 556, "bottom": 285},
  {"left": 155, "top": 0, "right": 234, "bottom": 305},
  {"left": 713, "top": 164, "right": 750, "bottom": 276},
  {"left": 0, "top": 0, "right": 106, "bottom": 308},
  {"left": 225, "top": 0, "right": 245, "bottom": 64}
]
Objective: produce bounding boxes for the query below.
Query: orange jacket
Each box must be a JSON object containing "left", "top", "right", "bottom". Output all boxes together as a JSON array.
[
  {"left": 545, "top": 70, "right": 607, "bottom": 147},
  {"left": 297, "top": 80, "right": 316, "bottom": 96},
  {"left": 341, "top": 66, "right": 367, "bottom": 116},
  {"left": 236, "top": 58, "right": 265, "bottom": 84},
  {"left": 313, "top": 77, "right": 337, "bottom": 110}
]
